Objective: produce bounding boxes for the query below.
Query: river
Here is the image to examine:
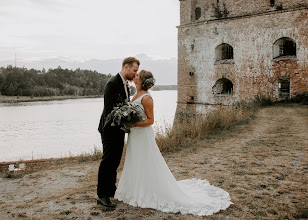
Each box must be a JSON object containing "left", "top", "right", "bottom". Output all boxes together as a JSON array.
[{"left": 0, "top": 90, "right": 177, "bottom": 162}]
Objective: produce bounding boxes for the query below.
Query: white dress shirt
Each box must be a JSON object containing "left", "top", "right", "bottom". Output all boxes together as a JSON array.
[{"left": 119, "top": 73, "right": 128, "bottom": 99}]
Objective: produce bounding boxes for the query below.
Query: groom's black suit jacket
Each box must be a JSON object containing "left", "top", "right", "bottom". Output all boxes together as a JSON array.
[
  {"left": 98, "top": 73, "right": 130, "bottom": 133},
  {"left": 97, "top": 73, "right": 130, "bottom": 198}
]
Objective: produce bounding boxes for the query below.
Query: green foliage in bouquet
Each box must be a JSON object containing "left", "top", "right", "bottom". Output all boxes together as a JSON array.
[{"left": 104, "top": 101, "right": 147, "bottom": 133}]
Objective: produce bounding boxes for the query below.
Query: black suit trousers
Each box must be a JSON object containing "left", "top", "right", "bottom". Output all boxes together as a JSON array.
[{"left": 97, "top": 124, "right": 125, "bottom": 198}]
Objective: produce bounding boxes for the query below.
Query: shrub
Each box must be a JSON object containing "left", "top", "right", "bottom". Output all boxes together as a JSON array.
[{"left": 290, "top": 92, "right": 308, "bottom": 105}]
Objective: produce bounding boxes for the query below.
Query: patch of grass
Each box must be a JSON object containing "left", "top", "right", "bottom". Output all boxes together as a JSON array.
[
  {"left": 296, "top": 208, "right": 308, "bottom": 219},
  {"left": 271, "top": 92, "right": 308, "bottom": 105},
  {"left": 289, "top": 92, "right": 308, "bottom": 105},
  {"left": 60, "top": 210, "right": 72, "bottom": 215},
  {"left": 4, "top": 172, "right": 25, "bottom": 179},
  {"left": 156, "top": 97, "right": 270, "bottom": 153},
  {"left": 252, "top": 95, "right": 273, "bottom": 107},
  {"left": 73, "top": 146, "right": 102, "bottom": 162},
  {"left": 1, "top": 146, "right": 102, "bottom": 178}
]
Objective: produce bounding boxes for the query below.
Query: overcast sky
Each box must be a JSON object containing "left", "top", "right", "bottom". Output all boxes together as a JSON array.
[{"left": 0, "top": 0, "right": 180, "bottom": 62}]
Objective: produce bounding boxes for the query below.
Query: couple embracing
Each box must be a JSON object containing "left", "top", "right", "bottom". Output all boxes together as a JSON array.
[{"left": 97, "top": 57, "right": 232, "bottom": 216}]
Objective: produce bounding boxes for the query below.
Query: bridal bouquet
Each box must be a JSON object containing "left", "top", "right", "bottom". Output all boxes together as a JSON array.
[{"left": 105, "top": 101, "right": 147, "bottom": 133}]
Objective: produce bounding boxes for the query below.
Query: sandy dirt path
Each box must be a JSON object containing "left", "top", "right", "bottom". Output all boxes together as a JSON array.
[{"left": 0, "top": 105, "right": 307, "bottom": 220}]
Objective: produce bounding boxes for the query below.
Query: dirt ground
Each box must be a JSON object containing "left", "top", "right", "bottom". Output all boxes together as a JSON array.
[{"left": 0, "top": 105, "right": 307, "bottom": 220}]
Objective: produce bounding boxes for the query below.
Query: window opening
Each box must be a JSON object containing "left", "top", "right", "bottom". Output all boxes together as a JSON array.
[
  {"left": 216, "top": 44, "right": 233, "bottom": 61},
  {"left": 212, "top": 78, "right": 233, "bottom": 96},
  {"left": 273, "top": 37, "right": 296, "bottom": 58}
]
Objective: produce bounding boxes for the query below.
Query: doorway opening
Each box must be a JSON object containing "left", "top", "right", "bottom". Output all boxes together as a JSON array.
[{"left": 278, "top": 77, "right": 290, "bottom": 99}]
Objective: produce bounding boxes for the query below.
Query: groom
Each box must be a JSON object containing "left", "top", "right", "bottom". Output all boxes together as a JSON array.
[{"left": 97, "top": 57, "right": 140, "bottom": 207}]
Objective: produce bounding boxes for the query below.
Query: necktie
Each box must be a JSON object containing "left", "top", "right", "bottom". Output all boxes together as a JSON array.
[
  {"left": 126, "top": 81, "right": 130, "bottom": 98},
  {"left": 124, "top": 81, "right": 128, "bottom": 99}
]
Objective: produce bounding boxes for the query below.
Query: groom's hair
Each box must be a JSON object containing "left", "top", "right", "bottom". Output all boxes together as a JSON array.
[{"left": 122, "top": 57, "right": 140, "bottom": 68}]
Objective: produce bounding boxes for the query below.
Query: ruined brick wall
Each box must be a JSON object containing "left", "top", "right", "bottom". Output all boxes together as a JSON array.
[
  {"left": 180, "top": 0, "right": 308, "bottom": 24},
  {"left": 272, "top": 59, "right": 308, "bottom": 100},
  {"left": 175, "top": 0, "right": 308, "bottom": 122},
  {"left": 223, "top": 0, "right": 308, "bottom": 18}
]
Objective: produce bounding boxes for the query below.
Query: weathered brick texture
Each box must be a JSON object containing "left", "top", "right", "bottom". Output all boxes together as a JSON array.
[{"left": 175, "top": 0, "right": 308, "bottom": 122}]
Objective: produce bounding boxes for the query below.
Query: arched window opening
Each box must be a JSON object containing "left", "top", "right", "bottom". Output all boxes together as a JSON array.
[
  {"left": 195, "top": 7, "right": 201, "bottom": 21},
  {"left": 212, "top": 78, "right": 233, "bottom": 96},
  {"left": 215, "top": 43, "right": 233, "bottom": 61},
  {"left": 273, "top": 37, "right": 296, "bottom": 58},
  {"left": 270, "top": 0, "right": 275, "bottom": 7}
]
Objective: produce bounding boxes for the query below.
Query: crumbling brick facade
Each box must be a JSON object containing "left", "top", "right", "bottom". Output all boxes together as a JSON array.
[{"left": 175, "top": 0, "right": 308, "bottom": 122}]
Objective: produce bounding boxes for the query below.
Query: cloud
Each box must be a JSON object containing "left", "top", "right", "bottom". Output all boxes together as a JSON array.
[
  {"left": 0, "top": 0, "right": 180, "bottom": 61},
  {"left": 27, "top": 0, "right": 70, "bottom": 7}
]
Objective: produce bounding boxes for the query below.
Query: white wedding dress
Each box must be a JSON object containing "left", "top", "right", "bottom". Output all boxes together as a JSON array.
[{"left": 114, "top": 94, "right": 232, "bottom": 216}]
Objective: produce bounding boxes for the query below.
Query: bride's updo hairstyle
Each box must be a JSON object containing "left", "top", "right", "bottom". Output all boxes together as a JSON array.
[{"left": 139, "top": 70, "right": 156, "bottom": 91}]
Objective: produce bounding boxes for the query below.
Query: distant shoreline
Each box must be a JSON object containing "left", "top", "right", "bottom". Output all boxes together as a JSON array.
[
  {"left": 0, "top": 95, "right": 103, "bottom": 103},
  {"left": 0, "top": 89, "right": 177, "bottom": 103}
]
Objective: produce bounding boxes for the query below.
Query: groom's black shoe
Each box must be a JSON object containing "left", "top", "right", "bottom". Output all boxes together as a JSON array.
[{"left": 97, "top": 197, "right": 116, "bottom": 208}]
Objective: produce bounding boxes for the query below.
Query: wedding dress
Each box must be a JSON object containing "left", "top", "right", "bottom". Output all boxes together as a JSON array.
[{"left": 114, "top": 94, "right": 232, "bottom": 216}]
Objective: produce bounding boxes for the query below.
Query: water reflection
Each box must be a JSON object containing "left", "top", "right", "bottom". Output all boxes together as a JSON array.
[{"left": 0, "top": 91, "right": 177, "bottom": 162}]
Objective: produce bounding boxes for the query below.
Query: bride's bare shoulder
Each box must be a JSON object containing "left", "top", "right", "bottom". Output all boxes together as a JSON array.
[
  {"left": 141, "top": 94, "right": 153, "bottom": 105},
  {"left": 143, "top": 93, "right": 153, "bottom": 100}
]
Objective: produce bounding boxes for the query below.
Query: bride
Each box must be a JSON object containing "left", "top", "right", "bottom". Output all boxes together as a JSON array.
[{"left": 114, "top": 70, "right": 232, "bottom": 216}]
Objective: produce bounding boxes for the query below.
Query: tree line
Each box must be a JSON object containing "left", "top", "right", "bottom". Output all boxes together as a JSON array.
[{"left": 0, "top": 66, "right": 112, "bottom": 97}]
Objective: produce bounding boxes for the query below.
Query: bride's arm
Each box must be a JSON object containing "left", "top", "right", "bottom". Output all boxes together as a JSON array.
[{"left": 134, "top": 96, "right": 154, "bottom": 127}]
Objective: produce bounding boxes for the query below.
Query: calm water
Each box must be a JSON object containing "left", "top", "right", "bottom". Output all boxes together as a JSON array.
[{"left": 0, "top": 90, "right": 177, "bottom": 162}]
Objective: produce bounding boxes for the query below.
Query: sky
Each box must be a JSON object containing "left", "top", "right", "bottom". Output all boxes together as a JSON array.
[{"left": 0, "top": 0, "right": 180, "bottom": 62}]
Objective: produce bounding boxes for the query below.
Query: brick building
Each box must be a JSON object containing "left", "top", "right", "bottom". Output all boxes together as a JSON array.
[{"left": 175, "top": 0, "right": 308, "bottom": 121}]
